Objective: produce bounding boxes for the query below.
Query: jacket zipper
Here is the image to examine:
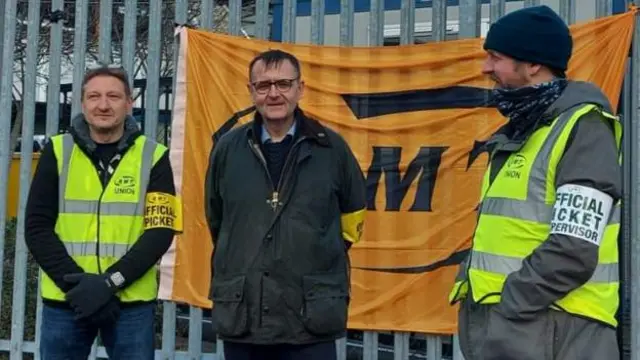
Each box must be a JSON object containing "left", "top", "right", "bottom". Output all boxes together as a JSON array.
[
  {"left": 248, "top": 137, "right": 306, "bottom": 212},
  {"left": 248, "top": 136, "right": 305, "bottom": 325},
  {"left": 95, "top": 162, "right": 108, "bottom": 274}
]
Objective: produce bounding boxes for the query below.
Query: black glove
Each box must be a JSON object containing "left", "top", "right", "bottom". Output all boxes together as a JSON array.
[
  {"left": 84, "top": 296, "right": 121, "bottom": 326},
  {"left": 63, "top": 273, "right": 117, "bottom": 319}
]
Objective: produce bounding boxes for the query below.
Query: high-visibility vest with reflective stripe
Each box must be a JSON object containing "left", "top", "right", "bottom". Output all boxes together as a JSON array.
[
  {"left": 450, "top": 103, "right": 622, "bottom": 327},
  {"left": 40, "top": 133, "right": 167, "bottom": 303}
]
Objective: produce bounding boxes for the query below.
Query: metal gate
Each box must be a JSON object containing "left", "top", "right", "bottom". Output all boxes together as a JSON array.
[{"left": 0, "top": 0, "right": 637, "bottom": 359}]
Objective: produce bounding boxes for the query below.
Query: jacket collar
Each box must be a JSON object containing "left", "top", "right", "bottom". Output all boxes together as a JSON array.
[
  {"left": 246, "top": 107, "right": 330, "bottom": 147},
  {"left": 69, "top": 113, "right": 142, "bottom": 157}
]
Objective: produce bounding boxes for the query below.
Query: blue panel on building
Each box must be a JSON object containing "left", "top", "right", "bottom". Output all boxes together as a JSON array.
[
  {"left": 270, "top": 0, "right": 628, "bottom": 42},
  {"left": 270, "top": 0, "right": 524, "bottom": 41}
]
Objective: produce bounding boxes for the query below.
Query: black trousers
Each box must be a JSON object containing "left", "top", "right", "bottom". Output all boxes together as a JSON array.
[{"left": 223, "top": 340, "right": 337, "bottom": 360}]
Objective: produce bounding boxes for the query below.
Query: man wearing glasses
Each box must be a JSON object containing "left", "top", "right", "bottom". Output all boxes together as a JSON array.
[
  {"left": 25, "top": 65, "right": 181, "bottom": 359},
  {"left": 204, "top": 49, "right": 366, "bottom": 359}
]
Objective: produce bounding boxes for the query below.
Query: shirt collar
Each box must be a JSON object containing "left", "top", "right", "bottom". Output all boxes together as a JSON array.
[{"left": 261, "top": 120, "right": 297, "bottom": 144}]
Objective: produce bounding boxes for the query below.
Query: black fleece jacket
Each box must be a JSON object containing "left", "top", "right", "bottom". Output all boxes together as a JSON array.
[{"left": 25, "top": 115, "right": 176, "bottom": 306}]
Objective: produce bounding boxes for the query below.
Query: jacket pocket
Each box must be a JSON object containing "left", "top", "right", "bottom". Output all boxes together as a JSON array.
[
  {"left": 211, "top": 275, "right": 249, "bottom": 337},
  {"left": 301, "top": 272, "right": 349, "bottom": 336},
  {"left": 481, "top": 306, "right": 554, "bottom": 360}
]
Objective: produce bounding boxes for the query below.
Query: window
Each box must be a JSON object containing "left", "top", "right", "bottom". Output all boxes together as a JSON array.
[{"left": 379, "top": 18, "right": 491, "bottom": 46}]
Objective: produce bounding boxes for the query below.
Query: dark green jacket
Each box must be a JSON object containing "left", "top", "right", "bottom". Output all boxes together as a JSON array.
[{"left": 205, "top": 109, "right": 366, "bottom": 345}]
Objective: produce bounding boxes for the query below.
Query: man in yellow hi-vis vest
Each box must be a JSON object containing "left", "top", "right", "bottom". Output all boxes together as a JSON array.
[
  {"left": 449, "top": 5, "right": 622, "bottom": 360},
  {"left": 25, "top": 65, "right": 182, "bottom": 359}
]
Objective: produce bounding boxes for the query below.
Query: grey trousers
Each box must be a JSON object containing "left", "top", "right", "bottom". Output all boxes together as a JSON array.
[{"left": 458, "top": 298, "right": 619, "bottom": 360}]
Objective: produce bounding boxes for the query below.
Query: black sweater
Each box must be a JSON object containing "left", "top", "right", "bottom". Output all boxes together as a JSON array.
[{"left": 25, "top": 133, "right": 175, "bottom": 305}]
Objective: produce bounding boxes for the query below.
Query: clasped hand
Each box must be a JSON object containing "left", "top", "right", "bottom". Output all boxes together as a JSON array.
[{"left": 63, "top": 273, "right": 120, "bottom": 325}]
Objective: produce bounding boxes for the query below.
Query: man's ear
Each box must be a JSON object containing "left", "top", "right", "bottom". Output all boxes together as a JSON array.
[
  {"left": 528, "top": 63, "right": 543, "bottom": 77},
  {"left": 126, "top": 97, "right": 134, "bottom": 114}
]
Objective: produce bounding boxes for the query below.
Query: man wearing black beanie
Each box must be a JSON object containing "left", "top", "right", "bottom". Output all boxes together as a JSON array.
[{"left": 449, "top": 5, "right": 622, "bottom": 360}]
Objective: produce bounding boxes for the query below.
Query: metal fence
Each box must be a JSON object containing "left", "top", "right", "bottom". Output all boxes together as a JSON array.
[{"left": 0, "top": 0, "right": 637, "bottom": 359}]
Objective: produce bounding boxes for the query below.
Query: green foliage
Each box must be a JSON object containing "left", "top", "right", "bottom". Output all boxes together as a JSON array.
[{"left": 1, "top": 217, "right": 40, "bottom": 343}]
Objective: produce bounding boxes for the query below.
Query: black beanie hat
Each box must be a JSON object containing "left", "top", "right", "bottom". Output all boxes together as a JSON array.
[{"left": 483, "top": 5, "right": 572, "bottom": 71}]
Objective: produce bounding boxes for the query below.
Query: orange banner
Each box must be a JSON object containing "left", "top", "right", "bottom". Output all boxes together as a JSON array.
[{"left": 160, "top": 10, "right": 635, "bottom": 334}]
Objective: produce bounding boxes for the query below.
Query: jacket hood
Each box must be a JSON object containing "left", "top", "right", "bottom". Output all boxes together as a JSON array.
[
  {"left": 544, "top": 80, "right": 613, "bottom": 118},
  {"left": 70, "top": 113, "right": 142, "bottom": 152}
]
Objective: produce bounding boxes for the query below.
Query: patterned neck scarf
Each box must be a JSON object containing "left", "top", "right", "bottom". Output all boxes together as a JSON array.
[{"left": 490, "top": 79, "right": 568, "bottom": 138}]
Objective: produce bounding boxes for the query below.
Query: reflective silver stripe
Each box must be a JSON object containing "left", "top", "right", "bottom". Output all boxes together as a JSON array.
[
  {"left": 481, "top": 198, "right": 620, "bottom": 225},
  {"left": 58, "top": 136, "right": 159, "bottom": 217},
  {"left": 58, "top": 134, "right": 75, "bottom": 214},
  {"left": 479, "top": 106, "right": 620, "bottom": 226},
  {"left": 62, "top": 200, "right": 143, "bottom": 216},
  {"left": 480, "top": 197, "right": 552, "bottom": 223},
  {"left": 470, "top": 250, "right": 618, "bottom": 283},
  {"left": 471, "top": 106, "right": 620, "bottom": 288},
  {"left": 137, "top": 138, "right": 157, "bottom": 210},
  {"left": 63, "top": 242, "right": 130, "bottom": 258}
]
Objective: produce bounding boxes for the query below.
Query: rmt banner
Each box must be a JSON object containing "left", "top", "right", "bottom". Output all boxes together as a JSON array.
[
  {"left": 162, "top": 10, "right": 636, "bottom": 333},
  {"left": 550, "top": 184, "right": 614, "bottom": 245}
]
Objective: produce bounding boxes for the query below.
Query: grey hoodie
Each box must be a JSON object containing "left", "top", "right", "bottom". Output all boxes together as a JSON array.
[{"left": 69, "top": 113, "right": 142, "bottom": 153}]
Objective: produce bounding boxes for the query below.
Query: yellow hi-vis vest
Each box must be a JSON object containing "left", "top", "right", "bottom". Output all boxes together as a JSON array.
[
  {"left": 40, "top": 133, "right": 167, "bottom": 303},
  {"left": 449, "top": 103, "right": 622, "bottom": 327}
]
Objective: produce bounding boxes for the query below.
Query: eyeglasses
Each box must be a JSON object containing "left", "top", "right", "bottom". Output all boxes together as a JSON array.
[{"left": 251, "top": 78, "right": 299, "bottom": 95}]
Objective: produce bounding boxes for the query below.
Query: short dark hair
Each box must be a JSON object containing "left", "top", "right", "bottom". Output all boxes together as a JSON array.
[
  {"left": 550, "top": 67, "right": 567, "bottom": 79},
  {"left": 248, "top": 49, "right": 301, "bottom": 81},
  {"left": 81, "top": 65, "right": 132, "bottom": 99}
]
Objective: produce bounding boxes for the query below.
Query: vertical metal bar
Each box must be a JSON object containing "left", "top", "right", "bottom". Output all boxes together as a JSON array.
[
  {"left": 523, "top": 0, "right": 540, "bottom": 7},
  {"left": 173, "top": 0, "right": 187, "bottom": 145},
  {"left": 452, "top": 335, "right": 464, "bottom": 360},
  {"left": 630, "top": 9, "right": 640, "bottom": 360},
  {"left": 490, "top": 0, "right": 505, "bottom": 23},
  {"left": 282, "top": 0, "right": 297, "bottom": 43},
  {"left": 98, "top": 0, "right": 113, "bottom": 63},
  {"left": 363, "top": 331, "right": 379, "bottom": 360},
  {"left": 459, "top": 0, "right": 480, "bottom": 39},
  {"left": 0, "top": 0, "right": 5, "bottom": 74},
  {"left": 34, "top": 273, "right": 43, "bottom": 360},
  {"left": 174, "top": 1, "right": 187, "bottom": 89},
  {"left": 255, "top": 0, "right": 270, "bottom": 39},
  {"left": 162, "top": 302, "right": 177, "bottom": 359},
  {"left": 217, "top": 338, "right": 225, "bottom": 359},
  {"left": 559, "top": 0, "right": 576, "bottom": 25},
  {"left": 368, "top": 0, "right": 383, "bottom": 46},
  {"left": 228, "top": 0, "right": 242, "bottom": 36},
  {"left": 426, "top": 336, "right": 442, "bottom": 360},
  {"left": 596, "top": 0, "right": 611, "bottom": 18},
  {"left": 10, "top": 0, "right": 41, "bottom": 359},
  {"left": 335, "top": 337, "right": 347, "bottom": 360},
  {"left": 122, "top": 0, "right": 137, "bottom": 90},
  {"left": 311, "top": 0, "right": 326, "bottom": 45},
  {"left": 144, "top": 0, "right": 162, "bottom": 140},
  {"left": 0, "top": 0, "right": 17, "bottom": 349},
  {"left": 45, "top": 0, "right": 64, "bottom": 138},
  {"left": 393, "top": 332, "right": 409, "bottom": 360},
  {"left": 188, "top": 307, "right": 203, "bottom": 358},
  {"left": 200, "top": 0, "right": 215, "bottom": 30},
  {"left": 71, "top": 0, "right": 89, "bottom": 117},
  {"left": 399, "top": 0, "right": 415, "bottom": 45},
  {"left": 88, "top": 340, "right": 98, "bottom": 359},
  {"left": 340, "top": 0, "right": 354, "bottom": 45},
  {"left": 621, "top": 58, "right": 633, "bottom": 360},
  {"left": 432, "top": 0, "right": 447, "bottom": 42}
]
